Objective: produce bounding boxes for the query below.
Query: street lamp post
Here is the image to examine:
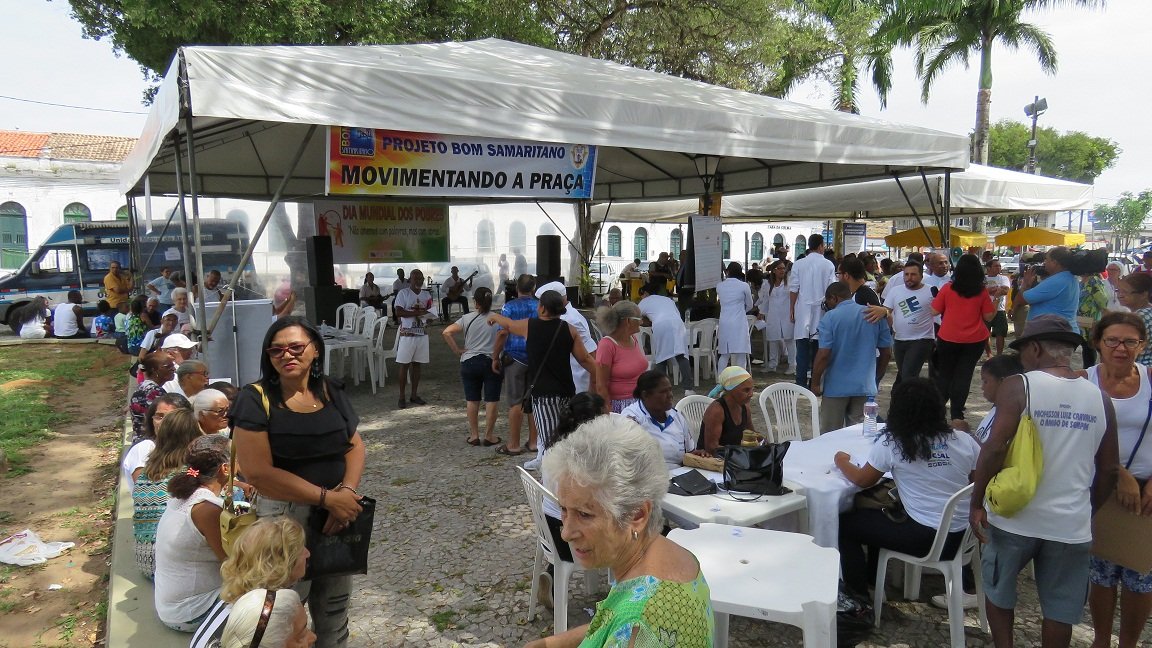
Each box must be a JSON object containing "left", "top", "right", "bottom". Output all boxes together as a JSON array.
[{"left": 1024, "top": 96, "right": 1048, "bottom": 174}]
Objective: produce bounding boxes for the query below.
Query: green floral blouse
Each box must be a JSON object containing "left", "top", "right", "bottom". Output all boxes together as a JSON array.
[{"left": 579, "top": 571, "right": 714, "bottom": 648}]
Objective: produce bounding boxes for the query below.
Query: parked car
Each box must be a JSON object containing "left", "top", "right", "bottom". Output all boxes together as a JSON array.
[{"left": 588, "top": 261, "right": 619, "bottom": 295}]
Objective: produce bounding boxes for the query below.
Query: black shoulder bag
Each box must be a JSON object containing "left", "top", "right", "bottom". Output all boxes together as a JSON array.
[{"left": 718, "top": 442, "right": 792, "bottom": 501}]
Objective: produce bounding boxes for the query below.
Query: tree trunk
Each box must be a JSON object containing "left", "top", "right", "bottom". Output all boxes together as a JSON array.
[{"left": 969, "top": 34, "right": 994, "bottom": 234}]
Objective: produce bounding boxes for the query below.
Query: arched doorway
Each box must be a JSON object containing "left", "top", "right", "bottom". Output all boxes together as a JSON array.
[
  {"left": 750, "top": 233, "right": 764, "bottom": 262},
  {"left": 634, "top": 227, "right": 648, "bottom": 261},
  {"left": 670, "top": 228, "right": 683, "bottom": 260},
  {"left": 0, "top": 202, "right": 28, "bottom": 268},
  {"left": 607, "top": 226, "right": 622, "bottom": 257}
]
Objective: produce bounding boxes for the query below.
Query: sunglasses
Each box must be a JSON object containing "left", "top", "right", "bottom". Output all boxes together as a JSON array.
[{"left": 266, "top": 341, "right": 312, "bottom": 359}]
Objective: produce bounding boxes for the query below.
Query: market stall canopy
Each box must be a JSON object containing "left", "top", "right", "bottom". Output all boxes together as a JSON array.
[
  {"left": 994, "top": 227, "right": 1086, "bottom": 247},
  {"left": 119, "top": 39, "right": 970, "bottom": 200},
  {"left": 885, "top": 226, "right": 987, "bottom": 248},
  {"left": 590, "top": 164, "right": 1093, "bottom": 223}
]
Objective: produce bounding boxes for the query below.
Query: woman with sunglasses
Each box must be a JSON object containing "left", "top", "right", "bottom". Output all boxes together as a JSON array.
[
  {"left": 231, "top": 316, "right": 364, "bottom": 648},
  {"left": 219, "top": 588, "right": 315, "bottom": 648},
  {"left": 593, "top": 300, "right": 648, "bottom": 414}
]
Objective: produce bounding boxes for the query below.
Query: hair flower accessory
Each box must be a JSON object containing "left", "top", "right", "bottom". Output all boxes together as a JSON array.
[{"left": 186, "top": 467, "right": 200, "bottom": 477}]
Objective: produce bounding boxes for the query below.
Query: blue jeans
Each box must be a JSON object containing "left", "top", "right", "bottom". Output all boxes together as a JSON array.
[{"left": 794, "top": 338, "right": 819, "bottom": 388}]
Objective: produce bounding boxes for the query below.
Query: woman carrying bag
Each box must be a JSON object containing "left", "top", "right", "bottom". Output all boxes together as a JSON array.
[
  {"left": 231, "top": 316, "right": 366, "bottom": 648},
  {"left": 1079, "top": 312, "right": 1152, "bottom": 648}
]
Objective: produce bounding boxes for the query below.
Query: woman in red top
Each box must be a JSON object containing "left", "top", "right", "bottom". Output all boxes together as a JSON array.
[
  {"left": 594, "top": 300, "right": 649, "bottom": 413},
  {"left": 931, "top": 254, "right": 996, "bottom": 425}
]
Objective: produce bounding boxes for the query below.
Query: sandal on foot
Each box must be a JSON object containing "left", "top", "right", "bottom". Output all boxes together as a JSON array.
[
  {"left": 467, "top": 438, "right": 481, "bottom": 446},
  {"left": 481, "top": 437, "right": 502, "bottom": 447},
  {"left": 495, "top": 444, "right": 527, "bottom": 456},
  {"left": 409, "top": 395, "right": 428, "bottom": 406}
]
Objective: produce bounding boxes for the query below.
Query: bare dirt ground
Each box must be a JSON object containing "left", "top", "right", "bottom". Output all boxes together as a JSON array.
[{"left": 0, "top": 343, "right": 126, "bottom": 648}]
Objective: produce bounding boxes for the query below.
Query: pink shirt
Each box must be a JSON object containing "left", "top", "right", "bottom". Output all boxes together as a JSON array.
[{"left": 596, "top": 336, "right": 649, "bottom": 401}]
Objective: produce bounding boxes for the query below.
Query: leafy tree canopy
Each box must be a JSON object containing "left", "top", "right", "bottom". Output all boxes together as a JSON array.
[
  {"left": 67, "top": 0, "right": 824, "bottom": 100},
  {"left": 1095, "top": 190, "right": 1152, "bottom": 250},
  {"left": 987, "top": 119, "right": 1120, "bottom": 184}
]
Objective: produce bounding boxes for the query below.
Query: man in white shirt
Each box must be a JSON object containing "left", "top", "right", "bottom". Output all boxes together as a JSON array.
[
  {"left": 390, "top": 268, "right": 409, "bottom": 324},
  {"left": 789, "top": 234, "right": 837, "bottom": 389},
  {"left": 922, "top": 252, "right": 951, "bottom": 290},
  {"left": 53, "top": 290, "right": 88, "bottom": 339},
  {"left": 868, "top": 262, "right": 936, "bottom": 386},
  {"left": 393, "top": 269, "right": 433, "bottom": 409},
  {"left": 146, "top": 266, "right": 176, "bottom": 309},
  {"left": 984, "top": 259, "right": 1012, "bottom": 355},
  {"left": 971, "top": 315, "right": 1118, "bottom": 648}
]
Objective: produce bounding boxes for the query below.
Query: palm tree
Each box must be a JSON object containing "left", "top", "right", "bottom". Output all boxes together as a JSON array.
[{"left": 877, "top": 0, "right": 1102, "bottom": 166}]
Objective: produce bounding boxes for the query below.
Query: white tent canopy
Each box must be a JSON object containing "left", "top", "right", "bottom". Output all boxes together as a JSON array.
[
  {"left": 590, "top": 164, "right": 1093, "bottom": 223},
  {"left": 120, "top": 39, "right": 969, "bottom": 200}
]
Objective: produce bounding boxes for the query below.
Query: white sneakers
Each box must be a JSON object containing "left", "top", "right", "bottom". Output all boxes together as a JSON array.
[
  {"left": 523, "top": 457, "right": 541, "bottom": 471},
  {"left": 930, "top": 592, "right": 978, "bottom": 610},
  {"left": 684, "top": 389, "right": 696, "bottom": 396}
]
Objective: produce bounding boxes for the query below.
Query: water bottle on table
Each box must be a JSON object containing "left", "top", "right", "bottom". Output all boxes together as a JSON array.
[{"left": 863, "top": 396, "right": 878, "bottom": 436}]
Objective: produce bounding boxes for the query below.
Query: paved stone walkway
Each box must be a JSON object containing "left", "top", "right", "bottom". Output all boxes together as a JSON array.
[{"left": 330, "top": 327, "right": 1145, "bottom": 647}]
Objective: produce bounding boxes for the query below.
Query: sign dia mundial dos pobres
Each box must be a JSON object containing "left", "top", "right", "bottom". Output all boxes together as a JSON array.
[{"left": 326, "top": 127, "right": 597, "bottom": 199}]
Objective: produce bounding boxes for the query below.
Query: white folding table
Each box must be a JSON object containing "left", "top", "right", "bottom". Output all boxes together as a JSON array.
[
  {"left": 782, "top": 424, "right": 881, "bottom": 547},
  {"left": 664, "top": 469, "right": 808, "bottom": 530},
  {"left": 669, "top": 523, "right": 839, "bottom": 648}
]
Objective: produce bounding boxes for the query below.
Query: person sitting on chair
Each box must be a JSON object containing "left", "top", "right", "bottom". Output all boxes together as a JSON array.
[{"left": 441, "top": 266, "right": 473, "bottom": 322}]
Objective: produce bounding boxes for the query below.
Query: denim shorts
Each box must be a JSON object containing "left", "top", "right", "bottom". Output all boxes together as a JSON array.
[
  {"left": 460, "top": 354, "right": 502, "bottom": 402},
  {"left": 982, "top": 525, "right": 1090, "bottom": 625},
  {"left": 1089, "top": 555, "right": 1152, "bottom": 593}
]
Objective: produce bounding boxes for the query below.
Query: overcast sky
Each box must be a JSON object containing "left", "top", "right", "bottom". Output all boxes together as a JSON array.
[{"left": 1, "top": 0, "right": 1145, "bottom": 203}]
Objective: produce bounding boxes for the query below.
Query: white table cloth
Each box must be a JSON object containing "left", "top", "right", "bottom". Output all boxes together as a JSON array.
[
  {"left": 670, "top": 523, "right": 839, "bottom": 648},
  {"left": 320, "top": 326, "right": 371, "bottom": 385},
  {"left": 783, "top": 423, "right": 881, "bottom": 547}
]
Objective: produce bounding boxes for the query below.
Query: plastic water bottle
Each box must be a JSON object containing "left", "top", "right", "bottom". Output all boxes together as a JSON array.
[{"left": 863, "top": 396, "right": 878, "bottom": 436}]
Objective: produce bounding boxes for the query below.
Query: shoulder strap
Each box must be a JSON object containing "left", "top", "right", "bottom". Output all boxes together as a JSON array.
[
  {"left": 226, "top": 384, "right": 270, "bottom": 509},
  {"left": 1124, "top": 367, "right": 1152, "bottom": 469}
]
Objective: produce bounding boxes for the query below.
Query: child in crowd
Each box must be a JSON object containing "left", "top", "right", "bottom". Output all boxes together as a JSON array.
[{"left": 91, "top": 300, "right": 115, "bottom": 339}]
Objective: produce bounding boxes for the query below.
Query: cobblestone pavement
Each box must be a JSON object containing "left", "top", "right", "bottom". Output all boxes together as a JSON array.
[{"left": 337, "top": 325, "right": 1149, "bottom": 647}]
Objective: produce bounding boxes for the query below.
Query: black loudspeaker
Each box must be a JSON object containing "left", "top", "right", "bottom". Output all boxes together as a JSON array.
[
  {"left": 301, "top": 285, "right": 345, "bottom": 329},
  {"left": 307, "top": 236, "right": 336, "bottom": 286},
  {"left": 536, "top": 235, "right": 562, "bottom": 285}
]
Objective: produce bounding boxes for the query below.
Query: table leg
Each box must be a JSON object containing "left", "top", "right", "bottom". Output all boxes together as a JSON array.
[
  {"left": 713, "top": 612, "right": 730, "bottom": 648},
  {"left": 801, "top": 602, "right": 834, "bottom": 648}
]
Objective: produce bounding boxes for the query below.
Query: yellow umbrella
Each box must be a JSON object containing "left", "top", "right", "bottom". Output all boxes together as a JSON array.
[
  {"left": 994, "top": 227, "right": 1086, "bottom": 247},
  {"left": 885, "top": 226, "right": 987, "bottom": 248}
]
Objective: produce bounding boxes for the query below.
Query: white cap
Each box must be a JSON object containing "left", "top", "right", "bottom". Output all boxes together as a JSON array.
[
  {"left": 534, "top": 281, "right": 567, "bottom": 300},
  {"left": 161, "top": 333, "right": 197, "bottom": 349}
]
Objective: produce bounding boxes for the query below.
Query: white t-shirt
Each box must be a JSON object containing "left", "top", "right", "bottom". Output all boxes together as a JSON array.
[
  {"left": 988, "top": 371, "right": 1109, "bottom": 543},
  {"left": 985, "top": 274, "right": 1011, "bottom": 311},
  {"left": 456, "top": 311, "right": 498, "bottom": 362},
  {"left": 867, "top": 430, "right": 980, "bottom": 532},
  {"left": 394, "top": 287, "right": 432, "bottom": 335},
  {"left": 621, "top": 401, "right": 695, "bottom": 469},
  {"left": 163, "top": 306, "right": 194, "bottom": 329},
  {"left": 1087, "top": 364, "right": 1152, "bottom": 479},
  {"left": 19, "top": 310, "right": 49, "bottom": 339},
  {"left": 974, "top": 408, "right": 996, "bottom": 445},
  {"left": 788, "top": 252, "right": 837, "bottom": 340},
  {"left": 154, "top": 487, "right": 223, "bottom": 625},
  {"left": 53, "top": 302, "right": 80, "bottom": 337},
  {"left": 121, "top": 439, "right": 155, "bottom": 483},
  {"left": 882, "top": 283, "right": 936, "bottom": 341}
]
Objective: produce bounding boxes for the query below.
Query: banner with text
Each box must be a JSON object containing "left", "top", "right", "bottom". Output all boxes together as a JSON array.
[
  {"left": 313, "top": 200, "right": 449, "bottom": 263},
  {"left": 326, "top": 127, "right": 597, "bottom": 199},
  {"left": 690, "top": 215, "right": 722, "bottom": 291}
]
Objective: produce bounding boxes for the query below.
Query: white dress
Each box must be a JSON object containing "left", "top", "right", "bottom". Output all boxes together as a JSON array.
[
  {"left": 716, "top": 277, "right": 753, "bottom": 354},
  {"left": 638, "top": 294, "right": 688, "bottom": 364}
]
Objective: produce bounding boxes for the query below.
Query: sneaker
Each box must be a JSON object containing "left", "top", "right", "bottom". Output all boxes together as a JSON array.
[
  {"left": 536, "top": 572, "right": 554, "bottom": 609},
  {"left": 930, "top": 592, "right": 978, "bottom": 610},
  {"left": 523, "top": 457, "right": 541, "bottom": 471}
]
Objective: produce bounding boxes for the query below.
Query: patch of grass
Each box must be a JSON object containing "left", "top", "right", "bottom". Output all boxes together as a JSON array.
[
  {"left": 52, "top": 613, "right": 79, "bottom": 642},
  {"left": 429, "top": 609, "right": 457, "bottom": 632},
  {"left": 0, "top": 587, "right": 16, "bottom": 614},
  {"left": 0, "top": 346, "right": 123, "bottom": 475},
  {"left": 389, "top": 476, "right": 418, "bottom": 487},
  {"left": 464, "top": 603, "right": 488, "bottom": 614}
]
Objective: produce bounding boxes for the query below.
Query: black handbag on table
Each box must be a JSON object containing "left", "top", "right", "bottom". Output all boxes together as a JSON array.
[{"left": 718, "top": 442, "right": 791, "bottom": 501}]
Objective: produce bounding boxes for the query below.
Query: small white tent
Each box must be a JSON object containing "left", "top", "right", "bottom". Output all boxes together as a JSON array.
[{"left": 590, "top": 164, "right": 1094, "bottom": 223}]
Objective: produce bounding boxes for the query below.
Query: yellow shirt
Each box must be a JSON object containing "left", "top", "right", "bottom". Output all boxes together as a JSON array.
[{"left": 104, "top": 272, "right": 132, "bottom": 307}]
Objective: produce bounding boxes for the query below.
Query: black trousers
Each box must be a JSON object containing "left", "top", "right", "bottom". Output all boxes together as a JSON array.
[
  {"left": 838, "top": 508, "right": 963, "bottom": 599},
  {"left": 933, "top": 339, "right": 985, "bottom": 420},
  {"left": 892, "top": 338, "right": 934, "bottom": 387}
]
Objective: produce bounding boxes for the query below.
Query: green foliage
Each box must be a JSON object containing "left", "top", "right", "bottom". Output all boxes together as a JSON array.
[
  {"left": 1095, "top": 191, "right": 1152, "bottom": 251},
  {"left": 784, "top": 0, "right": 886, "bottom": 112},
  {"left": 67, "top": 0, "right": 827, "bottom": 102},
  {"left": 987, "top": 119, "right": 1120, "bottom": 183}
]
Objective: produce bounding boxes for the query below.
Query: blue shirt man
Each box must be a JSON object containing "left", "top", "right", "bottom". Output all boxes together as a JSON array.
[
  {"left": 1022, "top": 270, "right": 1080, "bottom": 331},
  {"left": 811, "top": 282, "right": 893, "bottom": 433},
  {"left": 498, "top": 294, "right": 538, "bottom": 364}
]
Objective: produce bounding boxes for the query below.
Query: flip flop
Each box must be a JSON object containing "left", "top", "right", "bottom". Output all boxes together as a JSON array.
[
  {"left": 495, "top": 444, "right": 526, "bottom": 456},
  {"left": 481, "top": 437, "right": 502, "bottom": 447},
  {"left": 467, "top": 438, "right": 481, "bottom": 446}
]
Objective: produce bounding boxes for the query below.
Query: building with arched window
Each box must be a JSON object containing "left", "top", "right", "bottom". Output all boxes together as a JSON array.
[
  {"left": 721, "top": 232, "right": 731, "bottom": 260},
  {"left": 0, "top": 201, "right": 27, "bottom": 269},
  {"left": 607, "top": 226, "right": 622, "bottom": 257},
  {"left": 670, "top": 228, "right": 683, "bottom": 260},
  {"left": 509, "top": 221, "right": 526, "bottom": 251},
  {"left": 477, "top": 219, "right": 496, "bottom": 252},
  {"left": 750, "top": 233, "right": 764, "bottom": 262},
  {"left": 63, "top": 202, "right": 91, "bottom": 223},
  {"left": 634, "top": 227, "right": 648, "bottom": 261}
]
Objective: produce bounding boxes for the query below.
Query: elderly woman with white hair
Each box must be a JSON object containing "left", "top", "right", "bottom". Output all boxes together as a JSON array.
[
  {"left": 220, "top": 588, "right": 315, "bottom": 648},
  {"left": 166, "top": 286, "right": 197, "bottom": 333},
  {"left": 1105, "top": 261, "right": 1129, "bottom": 313},
  {"left": 192, "top": 388, "right": 231, "bottom": 435},
  {"left": 528, "top": 417, "right": 714, "bottom": 648}
]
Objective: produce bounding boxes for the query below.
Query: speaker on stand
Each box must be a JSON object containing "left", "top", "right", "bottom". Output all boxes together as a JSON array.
[
  {"left": 304, "top": 236, "right": 341, "bottom": 325},
  {"left": 536, "top": 235, "right": 562, "bottom": 286}
]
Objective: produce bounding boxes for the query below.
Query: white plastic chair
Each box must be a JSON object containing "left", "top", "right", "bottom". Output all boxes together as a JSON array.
[
  {"left": 636, "top": 327, "right": 655, "bottom": 369},
  {"left": 757, "top": 383, "right": 820, "bottom": 443},
  {"left": 516, "top": 467, "right": 603, "bottom": 635},
  {"left": 687, "top": 318, "right": 719, "bottom": 387},
  {"left": 375, "top": 319, "right": 400, "bottom": 387},
  {"left": 335, "top": 303, "right": 358, "bottom": 331},
  {"left": 676, "top": 394, "right": 714, "bottom": 440},
  {"left": 873, "top": 483, "right": 988, "bottom": 648}
]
